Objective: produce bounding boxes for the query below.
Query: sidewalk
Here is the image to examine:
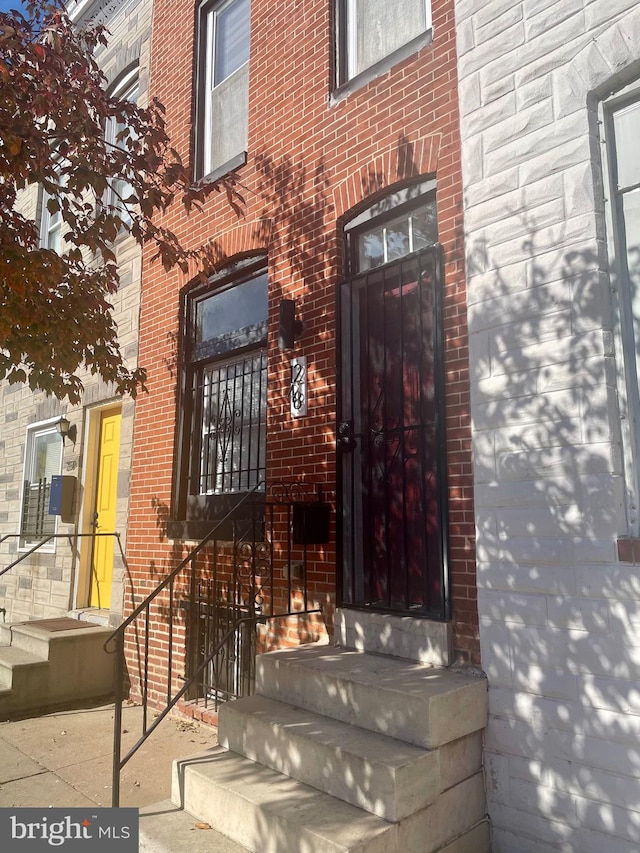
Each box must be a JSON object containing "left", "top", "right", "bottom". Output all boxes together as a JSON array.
[{"left": 0, "top": 701, "right": 219, "bottom": 809}]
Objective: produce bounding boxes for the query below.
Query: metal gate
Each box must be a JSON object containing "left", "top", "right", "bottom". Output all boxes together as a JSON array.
[{"left": 338, "top": 246, "right": 449, "bottom": 619}]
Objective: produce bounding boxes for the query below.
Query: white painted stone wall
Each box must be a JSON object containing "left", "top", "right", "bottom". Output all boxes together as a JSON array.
[
  {"left": 455, "top": 1, "right": 640, "bottom": 850},
  {"left": 0, "top": 0, "right": 152, "bottom": 625}
]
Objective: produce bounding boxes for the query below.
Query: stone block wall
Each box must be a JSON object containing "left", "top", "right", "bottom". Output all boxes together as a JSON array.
[
  {"left": 0, "top": 0, "right": 152, "bottom": 625},
  {"left": 455, "top": 0, "right": 640, "bottom": 849}
]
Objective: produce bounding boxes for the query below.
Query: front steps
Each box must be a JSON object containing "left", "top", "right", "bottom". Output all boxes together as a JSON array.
[
  {"left": 164, "top": 645, "right": 489, "bottom": 853},
  {"left": 0, "top": 617, "right": 114, "bottom": 718}
]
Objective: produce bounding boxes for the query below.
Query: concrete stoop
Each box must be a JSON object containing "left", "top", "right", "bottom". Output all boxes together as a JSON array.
[
  {"left": 159, "top": 645, "right": 489, "bottom": 853},
  {"left": 0, "top": 618, "right": 114, "bottom": 718}
]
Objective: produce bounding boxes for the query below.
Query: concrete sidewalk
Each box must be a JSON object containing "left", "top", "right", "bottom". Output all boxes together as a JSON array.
[{"left": 0, "top": 701, "right": 218, "bottom": 809}]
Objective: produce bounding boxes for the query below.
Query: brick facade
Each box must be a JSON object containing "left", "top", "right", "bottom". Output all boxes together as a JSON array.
[{"left": 124, "top": 0, "right": 479, "bottom": 707}]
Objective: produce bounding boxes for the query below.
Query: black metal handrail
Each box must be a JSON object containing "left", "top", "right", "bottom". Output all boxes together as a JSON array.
[
  {"left": 0, "top": 532, "right": 123, "bottom": 580},
  {"left": 106, "top": 480, "right": 327, "bottom": 807},
  {"left": 110, "top": 607, "right": 321, "bottom": 806}
]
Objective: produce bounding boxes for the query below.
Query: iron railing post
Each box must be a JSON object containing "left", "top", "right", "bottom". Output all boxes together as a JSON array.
[{"left": 112, "top": 631, "right": 125, "bottom": 807}]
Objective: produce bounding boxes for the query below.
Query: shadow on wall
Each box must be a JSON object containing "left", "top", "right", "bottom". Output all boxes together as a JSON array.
[{"left": 467, "top": 217, "right": 640, "bottom": 847}]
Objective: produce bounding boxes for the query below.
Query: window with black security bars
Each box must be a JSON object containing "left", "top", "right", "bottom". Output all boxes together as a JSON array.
[
  {"left": 174, "top": 259, "right": 268, "bottom": 535},
  {"left": 194, "top": 350, "right": 266, "bottom": 495}
]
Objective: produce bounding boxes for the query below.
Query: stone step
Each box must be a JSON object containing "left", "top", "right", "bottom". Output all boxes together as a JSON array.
[
  {"left": 139, "top": 800, "right": 248, "bottom": 853},
  {"left": 218, "top": 693, "right": 438, "bottom": 821},
  {"left": 0, "top": 620, "right": 114, "bottom": 717},
  {"left": 255, "top": 645, "right": 487, "bottom": 749},
  {"left": 173, "top": 746, "right": 487, "bottom": 853},
  {"left": 335, "top": 608, "right": 453, "bottom": 666},
  {"left": 172, "top": 746, "right": 396, "bottom": 853},
  {"left": 0, "top": 646, "right": 49, "bottom": 691},
  {"left": 437, "top": 821, "right": 491, "bottom": 853}
]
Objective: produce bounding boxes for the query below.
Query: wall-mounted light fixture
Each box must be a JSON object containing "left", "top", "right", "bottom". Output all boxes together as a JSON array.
[
  {"left": 278, "top": 299, "right": 305, "bottom": 351},
  {"left": 57, "top": 416, "right": 77, "bottom": 447}
]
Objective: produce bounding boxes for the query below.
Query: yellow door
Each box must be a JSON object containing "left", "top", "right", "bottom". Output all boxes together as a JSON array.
[{"left": 90, "top": 411, "right": 121, "bottom": 608}]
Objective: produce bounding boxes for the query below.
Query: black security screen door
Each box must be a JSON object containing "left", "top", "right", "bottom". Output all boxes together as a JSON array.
[{"left": 338, "top": 246, "right": 449, "bottom": 619}]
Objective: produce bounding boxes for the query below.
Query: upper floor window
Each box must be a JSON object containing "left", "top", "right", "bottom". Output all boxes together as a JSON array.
[
  {"left": 336, "top": 0, "right": 432, "bottom": 88},
  {"left": 105, "top": 68, "right": 139, "bottom": 227},
  {"left": 603, "top": 83, "right": 640, "bottom": 532},
  {"left": 196, "top": 0, "right": 251, "bottom": 180},
  {"left": 20, "top": 421, "right": 63, "bottom": 548},
  {"left": 39, "top": 160, "right": 66, "bottom": 253}
]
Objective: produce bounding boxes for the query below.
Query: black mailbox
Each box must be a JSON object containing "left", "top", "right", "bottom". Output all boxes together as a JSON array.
[
  {"left": 292, "top": 503, "right": 331, "bottom": 545},
  {"left": 49, "top": 475, "right": 76, "bottom": 521}
]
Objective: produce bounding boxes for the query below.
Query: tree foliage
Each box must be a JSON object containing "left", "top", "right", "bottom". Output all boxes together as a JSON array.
[{"left": 0, "top": 0, "right": 238, "bottom": 402}]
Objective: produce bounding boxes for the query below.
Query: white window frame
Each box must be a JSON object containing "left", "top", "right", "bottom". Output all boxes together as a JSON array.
[
  {"left": 104, "top": 66, "right": 139, "bottom": 227},
  {"left": 344, "top": 178, "right": 437, "bottom": 273},
  {"left": 336, "top": 0, "right": 433, "bottom": 89},
  {"left": 18, "top": 419, "right": 64, "bottom": 551},
  {"left": 196, "top": 0, "right": 251, "bottom": 180},
  {"left": 602, "top": 79, "right": 640, "bottom": 535},
  {"left": 39, "top": 165, "right": 64, "bottom": 253}
]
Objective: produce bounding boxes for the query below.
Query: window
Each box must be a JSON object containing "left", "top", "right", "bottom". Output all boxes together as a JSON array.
[
  {"left": 39, "top": 166, "right": 65, "bottom": 252},
  {"left": 336, "top": 0, "right": 432, "bottom": 87},
  {"left": 175, "top": 259, "right": 267, "bottom": 533},
  {"left": 20, "top": 422, "right": 63, "bottom": 547},
  {"left": 345, "top": 179, "right": 437, "bottom": 272},
  {"left": 604, "top": 85, "right": 640, "bottom": 533},
  {"left": 196, "top": 0, "right": 251, "bottom": 180},
  {"left": 104, "top": 68, "right": 139, "bottom": 226}
]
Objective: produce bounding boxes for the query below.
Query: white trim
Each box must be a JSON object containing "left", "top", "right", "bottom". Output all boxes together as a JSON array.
[
  {"left": 343, "top": 0, "right": 432, "bottom": 83},
  {"left": 602, "top": 80, "right": 640, "bottom": 535},
  {"left": 17, "top": 418, "right": 64, "bottom": 553},
  {"left": 197, "top": 0, "right": 251, "bottom": 180}
]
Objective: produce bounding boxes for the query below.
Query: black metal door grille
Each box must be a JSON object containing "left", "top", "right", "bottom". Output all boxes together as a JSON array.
[{"left": 338, "top": 246, "right": 449, "bottom": 619}]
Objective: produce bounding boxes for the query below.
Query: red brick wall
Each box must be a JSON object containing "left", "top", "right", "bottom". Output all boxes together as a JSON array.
[{"left": 125, "top": 0, "right": 480, "bottom": 700}]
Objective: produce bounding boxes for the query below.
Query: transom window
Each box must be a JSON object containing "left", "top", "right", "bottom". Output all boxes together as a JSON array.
[
  {"left": 345, "top": 180, "right": 438, "bottom": 273},
  {"left": 336, "top": 0, "right": 432, "bottom": 87},
  {"left": 196, "top": 0, "right": 251, "bottom": 180}
]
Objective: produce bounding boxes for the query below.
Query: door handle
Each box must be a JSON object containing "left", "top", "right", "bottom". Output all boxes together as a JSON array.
[{"left": 337, "top": 421, "right": 357, "bottom": 452}]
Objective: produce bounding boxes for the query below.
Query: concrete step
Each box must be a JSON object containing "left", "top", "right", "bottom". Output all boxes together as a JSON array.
[
  {"left": 139, "top": 800, "right": 248, "bottom": 853},
  {"left": 172, "top": 746, "right": 396, "bottom": 853},
  {"left": 218, "top": 693, "right": 439, "bottom": 821},
  {"left": 0, "top": 646, "right": 49, "bottom": 691},
  {"left": 335, "top": 608, "right": 452, "bottom": 666},
  {"left": 255, "top": 645, "right": 487, "bottom": 749},
  {"left": 0, "top": 619, "right": 114, "bottom": 717},
  {"left": 437, "top": 821, "right": 491, "bottom": 853}
]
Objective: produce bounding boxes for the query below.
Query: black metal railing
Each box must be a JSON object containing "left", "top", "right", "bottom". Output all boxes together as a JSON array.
[
  {"left": 105, "top": 481, "right": 328, "bottom": 807},
  {"left": 0, "top": 531, "right": 124, "bottom": 624},
  {"left": 21, "top": 479, "right": 55, "bottom": 541},
  {"left": 0, "top": 532, "right": 124, "bottom": 582}
]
